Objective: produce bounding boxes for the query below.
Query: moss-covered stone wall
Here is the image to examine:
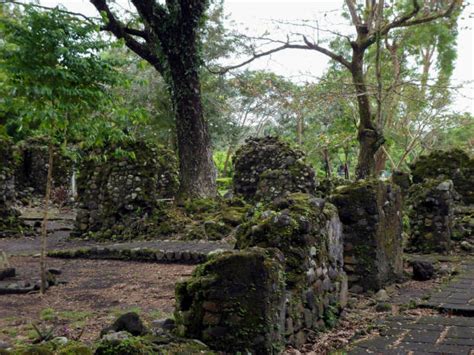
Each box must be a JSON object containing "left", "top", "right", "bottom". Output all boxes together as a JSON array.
[
  {"left": 73, "top": 141, "right": 179, "bottom": 240},
  {"left": 330, "top": 179, "right": 403, "bottom": 291},
  {"left": 175, "top": 248, "right": 286, "bottom": 354},
  {"left": 0, "top": 137, "right": 23, "bottom": 237},
  {"left": 233, "top": 136, "right": 316, "bottom": 202},
  {"left": 175, "top": 193, "right": 348, "bottom": 353},
  {"left": 407, "top": 179, "right": 454, "bottom": 253},
  {"left": 391, "top": 171, "right": 411, "bottom": 198},
  {"left": 410, "top": 149, "right": 474, "bottom": 205},
  {"left": 14, "top": 136, "right": 73, "bottom": 197}
]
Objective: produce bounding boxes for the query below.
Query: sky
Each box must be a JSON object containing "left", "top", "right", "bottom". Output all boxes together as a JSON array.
[{"left": 36, "top": 0, "right": 474, "bottom": 113}]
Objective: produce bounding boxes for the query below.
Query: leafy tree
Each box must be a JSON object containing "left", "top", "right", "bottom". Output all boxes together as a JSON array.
[
  {"left": 0, "top": 5, "right": 119, "bottom": 292},
  {"left": 224, "top": 0, "right": 462, "bottom": 179},
  {"left": 90, "top": 0, "right": 218, "bottom": 199}
]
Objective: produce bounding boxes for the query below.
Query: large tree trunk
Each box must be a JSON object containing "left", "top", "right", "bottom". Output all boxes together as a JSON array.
[
  {"left": 351, "top": 48, "right": 384, "bottom": 179},
  {"left": 170, "top": 66, "right": 216, "bottom": 199},
  {"left": 166, "top": 31, "right": 216, "bottom": 199}
]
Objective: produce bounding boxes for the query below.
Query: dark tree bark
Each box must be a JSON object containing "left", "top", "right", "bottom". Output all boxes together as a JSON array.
[{"left": 90, "top": 0, "right": 216, "bottom": 198}]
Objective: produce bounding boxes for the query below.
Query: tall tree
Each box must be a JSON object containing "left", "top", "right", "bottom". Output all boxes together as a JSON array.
[
  {"left": 90, "top": 0, "right": 217, "bottom": 199},
  {"left": 223, "top": 0, "right": 461, "bottom": 179}
]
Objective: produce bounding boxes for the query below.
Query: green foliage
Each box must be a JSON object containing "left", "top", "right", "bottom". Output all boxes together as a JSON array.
[{"left": 0, "top": 5, "right": 123, "bottom": 147}]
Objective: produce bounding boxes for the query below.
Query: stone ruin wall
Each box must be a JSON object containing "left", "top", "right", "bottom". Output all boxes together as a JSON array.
[
  {"left": 174, "top": 137, "right": 350, "bottom": 353},
  {"left": 14, "top": 137, "right": 73, "bottom": 199},
  {"left": 407, "top": 149, "right": 474, "bottom": 253},
  {"left": 175, "top": 193, "right": 347, "bottom": 353},
  {"left": 330, "top": 179, "right": 403, "bottom": 291},
  {"left": 0, "top": 137, "right": 23, "bottom": 237},
  {"left": 73, "top": 141, "right": 179, "bottom": 240}
]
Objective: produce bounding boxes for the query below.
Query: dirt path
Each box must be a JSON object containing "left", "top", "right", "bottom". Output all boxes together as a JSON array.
[{"left": 0, "top": 256, "right": 194, "bottom": 344}]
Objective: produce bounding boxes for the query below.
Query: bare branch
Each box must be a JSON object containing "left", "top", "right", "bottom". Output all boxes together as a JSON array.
[
  {"left": 207, "top": 42, "right": 292, "bottom": 74},
  {"left": 301, "top": 36, "right": 351, "bottom": 69},
  {"left": 345, "top": 0, "right": 362, "bottom": 27},
  {"left": 2, "top": 0, "right": 98, "bottom": 23}
]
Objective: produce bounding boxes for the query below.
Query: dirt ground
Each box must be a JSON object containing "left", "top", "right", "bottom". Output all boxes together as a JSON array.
[{"left": 0, "top": 256, "right": 194, "bottom": 345}]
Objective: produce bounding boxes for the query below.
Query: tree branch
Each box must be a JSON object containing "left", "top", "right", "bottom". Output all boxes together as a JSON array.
[
  {"left": 301, "top": 36, "right": 351, "bottom": 69},
  {"left": 209, "top": 35, "right": 350, "bottom": 75},
  {"left": 345, "top": 0, "right": 362, "bottom": 27},
  {"left": 207, "top": 42, "right": 292, "bottom": 74},
  {"left": 2, "top": 0, "right": 98, "bottom": 23},
  {"left": 90, "top": 0, "right": 163, "bottom": 72},
  {"left": 123, "top": 27, "right": 149, "bottom": 39}
]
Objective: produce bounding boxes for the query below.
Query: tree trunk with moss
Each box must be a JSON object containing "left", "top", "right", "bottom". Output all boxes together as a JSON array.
[{"left": 91, "top": 0, "right": 217, "bottom": 199}]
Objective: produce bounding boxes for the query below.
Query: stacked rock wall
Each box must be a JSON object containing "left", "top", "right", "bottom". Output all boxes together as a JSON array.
[
  {"left": 233, "top": 136, "right": 316, "bottom": 202},
  {"left": 391, "top": 171, "right": 412, "bottom": 198},
  {"left": 0, "top": 137, "right": 22, "bottom": 237},
  {"left": 330, "top": 179, "right": 403, "bottom": 291},
  {"left": 408, "top": 149, "right": 473, "bottom": 252},
  {"left": 407, "top": 179, "right": 454, "bottom": 253},
  {"left": 74, "top": 141, "right": 179, "bottom": 240},
  {"left": 15, "top": 137, "right": 73, "bottom": 196},
  {"left": 410, "top": 149, "right": 474, "bottom": 205},
  {"left": 175, "top": 193, "right": 347, "bottom": 353},
  {"left": 175, "top": 248, "right": 286, "bottom": 354}
]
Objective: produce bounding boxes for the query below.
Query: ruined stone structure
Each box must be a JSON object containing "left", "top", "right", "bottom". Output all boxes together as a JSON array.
[
  {"left": 407, "top": 149, "right": 474, "bottom": 252},
  {"left": 0, "top": 137, "right": 22, "bottom": 237},
  {"left": 410, "top": 149, "right": 474, "bottom": 205},
  {"left": 233, "top": 136, "right": 316, "bottom": 202},
  {"left": 14, "top": 137, "right": 73, "bottom": 196},
  {"left": 391, "top": 170, "right": 411, "bottom": 197},
  {"left": 331, "top": 179, "right": 403, "bottom": 291},
  {"left": 315, "top": 177, "right": 351, "bottom": 198},
  {"left": 175, "top": 193, "right": 347, "bottom": 353},
  {"left": 407, "top": 179, "right": 454, "bottom": 253},
  {"left": 175, "top": 248, "right": 286, "bottom": 354},
  {"left": 73, "top": 141, "right": 179, "bottom": 240}
]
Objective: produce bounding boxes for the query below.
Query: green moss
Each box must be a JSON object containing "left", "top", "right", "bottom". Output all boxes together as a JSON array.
[
  {"left": 56, "top": 342, "right": 92, "bottom": 355},
  {"left": 184, "top": 199, "right": 219, "bottom": 214},
  {"left": 95, "top": 336, "right": 156, "bottom": 355}
]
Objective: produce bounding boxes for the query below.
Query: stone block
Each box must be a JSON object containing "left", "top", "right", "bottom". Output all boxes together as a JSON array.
[
  {"left": 233, "top": 136, "right": 316, "bottom": 202},
  {"left": 331, "top": 179, "right": 403, "bottom": 291},
  {"left": 407, "top": 179, "right": 454, "bottom": 253},
  {"left": 174, "top": 248, "right": 286, "bottom": 354}
]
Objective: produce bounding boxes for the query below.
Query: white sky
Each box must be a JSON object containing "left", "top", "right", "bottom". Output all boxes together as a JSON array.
[{"left": 37, "top": 0, "right": 474, "bottom": 113}]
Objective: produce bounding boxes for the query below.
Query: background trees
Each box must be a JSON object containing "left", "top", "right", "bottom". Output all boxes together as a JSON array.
[
  {"left": 0, "top": 0, "right": 469, "bottom": 189},
  {"left": 0, "top": 5, "right": 119, "bottom": 292}
]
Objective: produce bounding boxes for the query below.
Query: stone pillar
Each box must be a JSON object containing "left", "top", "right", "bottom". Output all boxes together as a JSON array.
[
  {"left": 235, "top": 193, "right": 347, "bottom": 348},
  {"left": 175, "top": 248, "right": 286, "bottom": 354},
  {"left": 407, "top": 179, "right": 454, "bottom": 253},
  {"left": 233, "top": 136, "right": 316, "bottom": 202},
  {"left": 331, "top": 179, "right": 403, "bottom": 291}
]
